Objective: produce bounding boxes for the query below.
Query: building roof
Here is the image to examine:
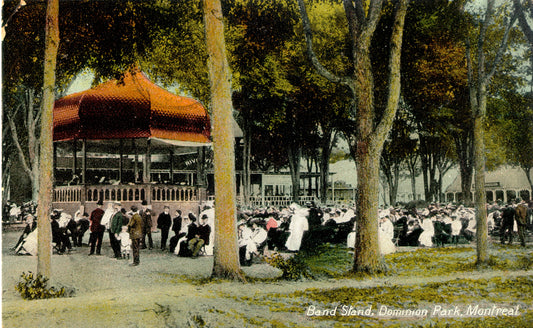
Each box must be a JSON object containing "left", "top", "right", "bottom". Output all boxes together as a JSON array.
[
  {"left": 53, "top": 69, "right": 211, "bottom": 146},
  {"left": 445, "top": 166, "right": 532, "bottom": 193}
]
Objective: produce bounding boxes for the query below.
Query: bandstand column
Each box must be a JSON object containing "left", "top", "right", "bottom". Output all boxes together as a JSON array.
[
  {"left": 53, "top": 142, "right": 57, "bottom": 186},
  {"left": 132, "top": 139, "right": 139, "bottom": 183},
  {"left": 81, "top": 138, "right": 87, "bottom": 204},
  {"left": 197, "top": 146, "right": 207, "bottom": 201},
  {"left": 118, "top": 139, "right": 123, "bottom": 182},
  {"left": 169, "top": 149, "right": 174, "bottom": 184},
  {"left": 72, "top": 139, "right": 77, "bottom": 178},
  {"left": 143, "top": 139, "right": 151, "bottom": 183},
  {"left": 143, "top": 139, "right": 152, "bottom": 203}
]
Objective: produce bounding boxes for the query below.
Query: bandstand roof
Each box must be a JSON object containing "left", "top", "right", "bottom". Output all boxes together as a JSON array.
[{"left": 53, "top": 69, "right": 211, "bottom": 146}]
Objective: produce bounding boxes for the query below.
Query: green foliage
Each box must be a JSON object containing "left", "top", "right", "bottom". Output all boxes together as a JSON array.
[
  {"left": 15, "top": 271, "right": 71, "bottom": 300},
  {"left": 265, "top": 252, "right": 313, "bottom": 281}
]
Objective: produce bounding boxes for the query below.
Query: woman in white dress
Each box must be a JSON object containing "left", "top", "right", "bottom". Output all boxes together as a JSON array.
[
  {"left": 418, "top": 216, "right": 435, "bottom": 247},
  {"left": 379, "top": 216, "right": 396, "bottom": 255},
  {"left": 285, "top": 206, "right": 309, "bottom": 252}
]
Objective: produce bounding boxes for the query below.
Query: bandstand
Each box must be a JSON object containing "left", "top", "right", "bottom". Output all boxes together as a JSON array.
[{"left": 52, "top": 69, "right": 211, "bottom": 216}]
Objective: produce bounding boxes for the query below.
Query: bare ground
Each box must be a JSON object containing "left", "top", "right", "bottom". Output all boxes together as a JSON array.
[{"left": 2, "top": 228, "right": 532, "bottom": 327}]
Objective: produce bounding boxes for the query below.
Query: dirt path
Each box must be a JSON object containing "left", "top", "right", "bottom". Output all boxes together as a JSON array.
[{"left": 2, "top": 230, "right": 532, "bottom": 327}]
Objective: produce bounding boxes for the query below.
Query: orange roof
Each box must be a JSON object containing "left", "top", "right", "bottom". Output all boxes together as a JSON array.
[{"left": 53, "top": 69, "right": 211, "bottom": 144}]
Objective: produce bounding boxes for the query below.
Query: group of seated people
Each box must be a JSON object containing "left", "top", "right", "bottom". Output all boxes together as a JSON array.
[
  {"left": 172, "top": 212, "right": 212, "bottom": 258},
  {"left": 15, "top": 199, "right": 527, "bottom": 262},
  {"left": 50, "top": 209, "right": 91, "bottom": 254}
]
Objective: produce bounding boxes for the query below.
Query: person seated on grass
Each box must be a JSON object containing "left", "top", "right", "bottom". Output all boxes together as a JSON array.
[
  {"left": 176, "top": 214, "right": 194, "bottom": 256},
  {"left": 73, "top": 209, "right": 90, "bottom": 247},
  {"left": 51, "top": 210, "right": 70, "bottom": 254},
  {"left": 450, "top": 216, "right": 462, "bottom": 245},
  {"left": 243, "top": 220, "right": 268, "bottom": 264},
  {"left": 13, "top": 214, "right": 37, "bottom": 251},
  {"left": 188, "top": 214, "right": 211, "bottom": 258}
]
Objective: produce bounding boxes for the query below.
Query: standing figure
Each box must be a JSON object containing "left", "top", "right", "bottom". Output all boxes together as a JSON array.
[
  {"left": 157, "top": 206, "right": 172, "bottom": 251},
  {"left": 140, "top": 200, "right": 153, "bottom": 249},
  {"left": 109, "top": 202, "right": 124, "bottom": 259},
  {"left": 500, "top": 202, "right": 516, "bottom": 245},
  {"left": 88, "top": 200, "right": 105, "bottom": 256},
  {"left": 117, "top": 225, "right": 131, "bottom": 259},
  {"left": 516, "top": 201, "right": 528, "bottom": 247},
  {"left": 127, "top": 205, "right": 144, "bottom": 266}
]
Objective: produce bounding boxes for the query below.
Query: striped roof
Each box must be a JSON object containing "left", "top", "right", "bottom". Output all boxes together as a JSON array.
[{"left": 53, "top": 69, "right": 210, "bottom": 145}]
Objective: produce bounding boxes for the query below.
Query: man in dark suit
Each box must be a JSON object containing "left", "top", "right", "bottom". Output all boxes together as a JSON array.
[
  {"left": 189, "top": 214, "right": 211, "bottom": 258},
  {"left": 140, "top": 200, "right": 153, "bottom": 249},
  {"left": 88, "top": 200, "right": 105, "bottom": 255},
  {"left": 128, "top": 205, "right": 144, "bottom": 266},
  {"left": 157, "top": 206, "right": 172, "bottom": 251},
  {"left": 501, "top": 202, "right": 516, "bottom": 245}
]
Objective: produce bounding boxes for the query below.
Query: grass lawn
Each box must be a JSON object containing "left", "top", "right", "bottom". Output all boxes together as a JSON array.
[{"left": 3, "top": 228, "right": 532, "bottom": 327}]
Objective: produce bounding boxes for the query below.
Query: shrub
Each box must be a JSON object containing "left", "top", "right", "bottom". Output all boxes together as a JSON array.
[
  {"left": 15, "top": 271, "right": 70, "bottom": 300},
  {"left": 265, "top": 252, "right": 313, "bottom": 281}
]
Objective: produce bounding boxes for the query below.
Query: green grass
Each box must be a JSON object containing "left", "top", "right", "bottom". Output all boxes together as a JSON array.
[
  {"left": 302, "top": 244, "right": 533, "bottom": 279},
  {"left": 237, "top": 244, "right": 533, "bottom": 327}
]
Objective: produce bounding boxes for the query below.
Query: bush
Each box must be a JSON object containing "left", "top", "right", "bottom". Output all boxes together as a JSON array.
[
  {"left": 15, "top": 271, "right": 70, "bottom": 300},
  {"left": 265, "top": 252, "right": 313, "bottom": 281}
]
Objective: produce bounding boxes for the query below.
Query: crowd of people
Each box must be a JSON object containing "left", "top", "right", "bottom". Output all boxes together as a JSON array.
[{"left": 10, "top": 198, "right": 532, "bottom": 267}]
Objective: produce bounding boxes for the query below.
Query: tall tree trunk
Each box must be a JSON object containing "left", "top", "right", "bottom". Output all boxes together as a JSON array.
[
  {"left": 288, "top": 144, "right": 301, "bottom": 203},
  {"left": 522, "top": 165, "right": 533, "bottom": 195},
  {"left": 354, "top": 142, "right": 383, "bottom": 272},
  {"left": 463, "top": 0, "right": 516, "bottom": 266},
  {"left": 391, "top": 163, "right": 399, "bottom": 205},
  {"left": 407, "top": 156, "right": 417, "bottom": 201},
  {"left": 37, "top": 0, "right": 59, "bottom": 278},
  {"left": 473, "top": 101, "right": 488, "bottom": 264},
  {"left": 319, "top": 137, "right": 332, "bottom": 204},
  {"left": 203, "top": 0, "right": 245, "bottom": 281},
  {"left": 243, "top": 124, "right": 251, "bottom": 207},
  {"left": 298, "top": 0, "right": 408, "bottom": 273},
  {"left": 455, "top": 133, "right": 473, "bottom": 205},
  {"left": 420, "top": 139, "right": 431, "bottom": 201}
]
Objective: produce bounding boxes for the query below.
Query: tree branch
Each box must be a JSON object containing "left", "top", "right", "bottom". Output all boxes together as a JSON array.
[
  {"left": 359, "top": 0, "right": 385, "bottom": 48},
  {"left": 343, "top": 0, "right": 361, "bottom": 58},
  {"left": 513, "top": 0, "right": 533, "bottom": 45},
  {"left": 6, "top": 108, "right": 34, "bottom": 179},
  {"left": 374, "top": 0, "right": 409, "bottom": 147},
  {"left": 485, "top": 11, "right": 518, "bottom": 82},
  {"left": 297, "top": 0, "right": 355, "bottom": 94}
]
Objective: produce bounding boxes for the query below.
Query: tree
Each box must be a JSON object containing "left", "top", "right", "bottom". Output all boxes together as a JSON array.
[
  {"left": 463, "top": 0, "right": 517, "bottom": 265},
  {"left": 380, "top": 101, "right": 417, "bottom": 205},
  {"left": 4, "top": 89, "right": 41, "bottom": 201},
  {"left": 400, "top": 0, "right": 471, "bottom": 204},
  {"left": 513, "top": 0, "right": 533, "bottom": 92},
  {"left": 203, "top": 0, "right": 245, "bottom": 281},
  {"left": 37, "top": 0, "right": 59, "bottom": 278},
  {"left": 297, "top": 0, "right": 409, "bottom": 273}
]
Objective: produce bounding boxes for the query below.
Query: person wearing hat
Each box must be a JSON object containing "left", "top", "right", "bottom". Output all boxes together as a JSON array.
[
  {"left": 127, "top": 205, "right": 144, "bottom": 266},
  {"left": 109, "top": 202, "right": 125, "bottom": 259},
  {"left": 157, "top": 206, "right": 172, "bottom": 251},
  {"left": 13, "top": 214, "right": 37, "bottom": 251},
  {"left": 500, "top": 201, "right": 516, "bottom": 245},
  {"left": 140, "top": 200, "right": 153, "bottom": 250},
  {"left": 88, "top": 199, "right": 105, "bottom": 256}
]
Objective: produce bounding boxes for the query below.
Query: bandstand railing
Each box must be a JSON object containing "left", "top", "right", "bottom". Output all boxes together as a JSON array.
[
  {"left": 53, "top": 184, "right": 199, "bottom": 204},
  {"left": 206, "top": 195, "right": 318, "bottom": 208}
]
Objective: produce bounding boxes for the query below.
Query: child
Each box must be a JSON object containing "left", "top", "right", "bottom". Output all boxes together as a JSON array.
[{"left": 117, "top": 225, "right": 131, "bottom": 259}]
